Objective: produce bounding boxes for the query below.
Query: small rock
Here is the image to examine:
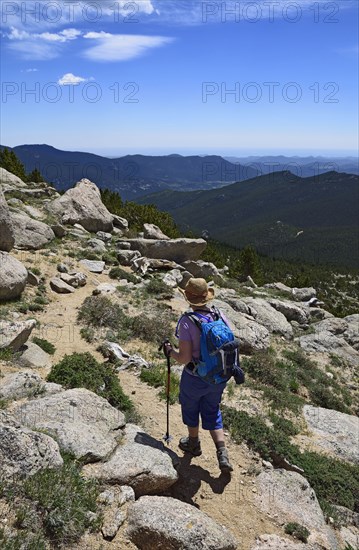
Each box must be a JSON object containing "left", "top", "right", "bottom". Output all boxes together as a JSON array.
[
  {"left": 119, "top": 485, "right": 135, "bottom": 506},
  {"left": 51, "top": 224, "right": 66, "bottom": 238},
  {"left": 50, "top": 277, "right": 75, "bottom": 294},
  {"left": 27, "top": 271, "right": 40, "bottom": 286},
  {"left": 60, "top": 272, "right": 87, "bottom": 288},
  {"left": 80, "top": 260, "right": 105, "bottom": 273},
  {"left": 98, "top": 489, "right": 116, "bottom": 505},
  {"left": 57, "top": 263, "right": 69, "bottom": 273},
  {"left": 102, "top": 509, "right": 126, "bottom": 540},
  {"left": 96, "top": 231, "right": 112, "bottom": 243},
  {"left": 93, "top": 283, "right": 117, "bottom": 296},
  {"left": 116, "top": 241, "right": 131, "bottom": 250}
]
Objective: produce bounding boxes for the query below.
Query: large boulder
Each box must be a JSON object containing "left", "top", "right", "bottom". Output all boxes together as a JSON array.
[
  {"left": 0, "top": 187, "right": 15, "bottom": 251},
  {"left": 344, "top": 314, "right": 359, "bottom": 350},
  {"left": 83, "top": 424, "right": 178, "bottom": 496},
  {"left": 212, "top": 299, "right": 270, "bottom": 353},
  {"left": 11, "top": 212, "right": 55, "bottom": 250},
  {"left": 48, "top": 179, "right": 114, "bottom": 232},
  {"left": 17, "top": 342, "right": 52, "bottom": 369},
  {"left": 0, "top": 413, "right": 63, "bottom": 481},
  {"left": 50, "top": 277, "right": 75, "bottom": 294},
  {"left": 303, "top": 405, "right": 359, "bottom": 464},
  {"left": 292, "top": 287, "right": 317, "bottom": 302},
  {"left": 13, "top": 388, "right": 126, "bottom": 463},
  {"left": 229, "top": 297, "right": 293, "bottom": 339},
  {"left": 296, "top": 330, "right": 359, "bottom": 366},
  {"left": 0, "top": 371, "right": 42, "bottom": 400},
  {"left": 254, "top": 470, "right": 339, "bottom": 549},
  {"left": 0, "top": 319, "right": 36, "bottom": 350},
  {"left": 0, "top": 167, "right": 26, "bottom": 190},
  {"left": 127, "top": 238, "right": 207, "bottom": 263},
  {"left": 0, "top": 252, "right": 28, "bottom": 301},
  {"left": 182, "top": 260, "right": 224, "bottom": 284},
  {"left": 268, "top": 299, "right": 310, "bottom": 325},
  {"left": 126, "top": 495, "right": 238, "bottom": 550}
]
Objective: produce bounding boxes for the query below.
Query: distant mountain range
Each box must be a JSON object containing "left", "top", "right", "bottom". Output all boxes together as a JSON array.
[
  {"left": 138, "top": 170, "right": 359, "bottom": 268},
  {"left": 224, "top": 155, "right": 359, "bottom": 177},
  {"left": 0, "top": 144, "right": 258, "bottom": 200},
  {"left": 1, "top": 144, "right": 358, "bottom": 201}
]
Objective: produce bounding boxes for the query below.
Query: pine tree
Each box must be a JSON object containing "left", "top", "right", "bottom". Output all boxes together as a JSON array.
[
  {"left": 27, "top": 168, "right": 44, "bottom": 183},
  {"left": 237, "top": 245, "right": 263, "bottom": 284},
  {"left": 0, "top": 148, "right": 27, "bottom": 181}
]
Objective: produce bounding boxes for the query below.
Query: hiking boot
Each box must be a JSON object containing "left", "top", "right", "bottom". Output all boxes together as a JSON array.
[
  {"left": 217, "top": 447, "right": 233, "bottom": 473},
  {"left": 178, "top": 436, "right": 202, "bottom": 457}
]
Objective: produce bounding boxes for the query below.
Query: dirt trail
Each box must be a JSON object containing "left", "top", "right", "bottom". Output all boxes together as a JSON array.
[{"left": 2, "top": 251, "right": 282, "bottom": 549}]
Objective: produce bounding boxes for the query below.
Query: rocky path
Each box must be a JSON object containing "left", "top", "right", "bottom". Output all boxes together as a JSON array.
[{"left": 10, "top": 251, "right": 280, "bottom": 549}]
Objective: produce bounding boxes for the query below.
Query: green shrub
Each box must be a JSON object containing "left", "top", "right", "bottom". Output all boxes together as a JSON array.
[
  {"left": 109, "top": 267, "right": 138, "bottom": 283},
  {"left": 23, "top": 458, "right": 99, "bottom": 544},
  {"left": 29, "top": 267, "right": 41, "bottom": 276},
  {"left": 47, "top": 352, "right": 135, "bottom": 415},
  {"left": 284, "top": 523, "right": 310, "bottom": 543},
  {"left": 140, "top": 364, "right": 180, "bottom": 405},
  {"left": 0, "top": 398, "right": 8, "bottom": 409},
  {"left": 80, "top": 327, "right": 95, "bottom": 343},
  {"left": 102, "top": 251, "right": 119, "bottom": 266},
  {"left": 78, "top": 296, "right": 124, "bottom": 330},
  {"left": 32, "top": 337, "right": 56, "bottom": 355},
  {"left": 0, "top": 348, "right": 14, "bottom": 362},
  {"left": 145, "top": 278, "right": 174, "bottom": 299},
  {"left": 28, "top": 303, "right": 45, "bottom": 312},
  {"left": 222, "top": 406, "right": 359, "bottom": 512},
  {"left": 34, "top": 296, "right": 49, "bottom": 305},
  {"left": 129, "top": 310, "right": 174, "bottom": 343}
]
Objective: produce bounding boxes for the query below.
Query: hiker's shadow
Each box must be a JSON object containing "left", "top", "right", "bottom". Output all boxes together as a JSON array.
[
  {"left": 133, "top": 432, "right": 231, "bottom": 508},
  {"left": 170, "top": 453, "right": 232, "bottom": 508}
]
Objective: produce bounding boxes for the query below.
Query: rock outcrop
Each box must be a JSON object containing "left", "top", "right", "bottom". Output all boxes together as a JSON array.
[
  {"left": 126, "top": 495, "right": 238, "bottom": 549},
  {"left": 13, "top": 388, "right": 126, "bottom": 463},
  {"left": 48, "top": 179, "right": 114, "bottom": 232},
  {"left": 143, "top": 223, "right": 170, "bottom": 240},
  {"left": 254, "top": 470, "right": 339, "bottom": 549},
  {"left": 182, "top": 260, "right": 224, "bottom": 283},
  {"left": 11, "top": 212, "right": 55, "bottom": 250},
  {"left": 0, "top": 414, "right": 63, "bottom": 481},
  {"left": 127, "top": 238, "right": 207, "bottom": 263},
  {"left": 0, "top": 371, "right": 42, "bottom": 400},
  {"left": 0, "top": 252, "right": 28, "bottom": 301},
  {"left": 212, "top": 299, "right": 270, "bottom": 352},
  {"left": 83, "top": 424, "right": 178, "bottom": 496},
  {"left": 303, "top": 405, "right": 359, "bottom": 464},
  {"left": 0, "top": 187, "right": 15, "bottom": 251},
  {"left": 0, "top": 167, "right": 26, "bottom": 190},
  {"left": 0, "top": 319, "right": 36, "bottom": 350}
]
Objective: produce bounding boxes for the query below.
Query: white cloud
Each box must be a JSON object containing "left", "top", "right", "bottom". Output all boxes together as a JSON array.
[
  {"left": 5, "top": 26, "right": 82, "bottom": 59},
  {"left": 82, "top": 32, "right": 174, "bottom": 62},
  {"left": 6, "top": 27, "right": 81, "bottom": 42},
  {"left": 58, "top": 72, "right": 89, "bottom": 85},
  {"left": 25, "top": 68, "right": 38, "bottom": 72}
]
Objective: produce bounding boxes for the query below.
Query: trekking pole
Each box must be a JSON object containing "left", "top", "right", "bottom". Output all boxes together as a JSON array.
[{"left": 158, "top": 339, "right": 173, "bottom": 445}]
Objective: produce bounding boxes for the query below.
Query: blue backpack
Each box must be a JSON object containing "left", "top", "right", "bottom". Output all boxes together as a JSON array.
[{"left": 177, "top": 307, "right": 244, "bottom": 385}]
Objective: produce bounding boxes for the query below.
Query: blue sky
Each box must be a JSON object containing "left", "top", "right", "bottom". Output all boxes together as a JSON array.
[{"left": 1, "top": 0, "right": 358, "bottom": 156}]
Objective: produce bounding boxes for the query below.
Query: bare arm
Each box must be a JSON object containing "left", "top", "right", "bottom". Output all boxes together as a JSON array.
[{"left": 169, "top": 339, "right": 192, "bottom": 365}]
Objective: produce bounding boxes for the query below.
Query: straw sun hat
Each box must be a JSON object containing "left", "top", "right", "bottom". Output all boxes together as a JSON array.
[{"left": 179, "top": 278, "right": 215, "bottom": 306}]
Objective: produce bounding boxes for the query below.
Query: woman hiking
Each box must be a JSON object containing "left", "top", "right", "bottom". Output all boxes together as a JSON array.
[{"left": 163, "top": 277, "right": 234, "bottom": 473}]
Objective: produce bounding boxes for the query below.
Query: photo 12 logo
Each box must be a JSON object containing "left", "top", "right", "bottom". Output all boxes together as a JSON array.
[
  {"left": 202, "top": 82, "right": 340, "bottom": 103},
  {"left": 1, "top": 1, "right": 142, "bottom": 25},
  {"left": 1, "top": 81, "right": 140, "bottom": 104},
  {"left": 201, "top": 2, "right": 340, "bottom": 24}
]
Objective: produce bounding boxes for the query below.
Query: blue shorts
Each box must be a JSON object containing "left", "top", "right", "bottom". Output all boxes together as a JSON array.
[{"left": 179, "top": 369, "right": 226, "bottom": 430}]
